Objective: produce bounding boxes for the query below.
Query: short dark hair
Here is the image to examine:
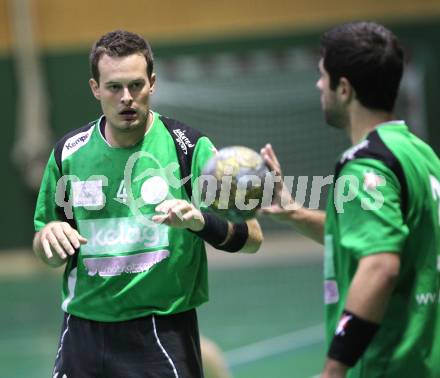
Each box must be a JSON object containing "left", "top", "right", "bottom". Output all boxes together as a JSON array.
[
  {"left": 90, "top": 30, "right": 154, "bottom": 83},
  {"left": 320, "top": 21, "right": 404, "bottom": 112}
]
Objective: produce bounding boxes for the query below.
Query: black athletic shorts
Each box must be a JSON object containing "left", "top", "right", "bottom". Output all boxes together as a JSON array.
[{"left": 52, "top": 309, "right": 203, "bottom": 378}]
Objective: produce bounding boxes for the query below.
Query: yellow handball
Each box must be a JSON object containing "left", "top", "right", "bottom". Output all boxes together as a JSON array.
[{"left": 201, "top": 146, "right": 271, "bottom": 222}]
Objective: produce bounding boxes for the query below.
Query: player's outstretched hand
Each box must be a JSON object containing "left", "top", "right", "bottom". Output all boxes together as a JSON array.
[
  {"left": 153, "top": 199, "right": 205, "bottom": 232},
  {"left": 38, "top": 221, "right": 87, "bottom": 260},
  {"left": 259, "top": 144, "right": 300, "bottom": 223}
]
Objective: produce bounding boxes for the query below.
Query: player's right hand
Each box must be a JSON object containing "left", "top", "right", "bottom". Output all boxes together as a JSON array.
[
  {"left": 259, "top": 144, "right": 302, "bottom": 224},
  {"left": 39, "top": 221, "right": 88, "bottom": 260},
  {"left": 260, "top": 144, "right": 296, "bottom": 207}
]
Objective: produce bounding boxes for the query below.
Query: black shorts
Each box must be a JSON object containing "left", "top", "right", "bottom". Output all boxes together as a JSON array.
[{"left": 52, "top": 309, "right": 203, "bottom": 378}]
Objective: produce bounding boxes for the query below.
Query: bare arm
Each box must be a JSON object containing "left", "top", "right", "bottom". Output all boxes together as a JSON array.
[
  {"left": 322, "top": 252, "right": 401, "bottom": 377},
  {"left": 260, "top": 144, "right": 325, "bottom": 244},
  {"left": 239, "top": 218, "right": 263, "bottom": 253},
  {"left": 33, "top": 221, "right": 88, "bottom": 268},
  {"left": 269, "top": 206, "right": 325, "bottom": 244},
  {"left": 345, "top": 253, "right": 400, "bottom": 321}
]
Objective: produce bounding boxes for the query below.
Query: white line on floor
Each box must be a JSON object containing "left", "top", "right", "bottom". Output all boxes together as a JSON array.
[{"left": 225, "top": 323, "right": 325, "bottom": 367}]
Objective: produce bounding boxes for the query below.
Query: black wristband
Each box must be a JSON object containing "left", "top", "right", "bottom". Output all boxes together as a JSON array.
[
  {"left": 328, "top": 310, "right": 380, "bottom": 367},
  {"left": 220, "top": 222, "right": 249, "bottom": 253},
  {"left": 190, "top": 211, "right": 228, "bottom": 248}
]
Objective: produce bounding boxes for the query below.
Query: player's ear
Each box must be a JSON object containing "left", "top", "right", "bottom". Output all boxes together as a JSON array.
[
  {"left": 337, "top": 77, "right": 353, "bottom": 104},
  {"left": 89, "top": 78, "right": 101, "bottom": 100},
  {"left": 149, "top": 73, "right": 156, "bottom": 94}
]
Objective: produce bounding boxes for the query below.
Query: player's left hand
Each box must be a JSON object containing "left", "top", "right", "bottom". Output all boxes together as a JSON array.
[{"left": 152, "top": 199, "right": 205, "bottom": 231}]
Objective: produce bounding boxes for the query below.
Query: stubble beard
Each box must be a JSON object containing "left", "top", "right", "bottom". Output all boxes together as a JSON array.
[{"left": 323, "top": 104, "right": 347, "bottom": 130}]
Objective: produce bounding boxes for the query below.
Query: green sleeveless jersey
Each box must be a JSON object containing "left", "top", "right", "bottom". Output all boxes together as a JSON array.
[
  {"left": 324, "top": 121, "right": 440, "bottom": 377},
  {"left": 34, "top": 112, "right": 216, "bottom": 321}
]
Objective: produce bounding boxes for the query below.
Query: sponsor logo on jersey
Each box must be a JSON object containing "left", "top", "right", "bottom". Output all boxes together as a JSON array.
[
  {"left": 72, "top": 180, "right": 104, "bottom": 207},
  {"left": 173, "top": 129, "right": 194, "bottom": 155},
  {"left": 415, "top": 290, "right": 440, "bottom": 305},
  {"left": 66, "top": 135, "right": 89, "bottom": 150},
  {"left": 62, "top": 126, "right": 95, "bottom": 162},
  {"left": 78, "top": 216, "right": 169, "bottom": 255},
  {"left": 324, "top": 280, "right": 339, "bottom": 304},
  {"left": 83, "top": 250, "right": 170, "bottom": 277}
]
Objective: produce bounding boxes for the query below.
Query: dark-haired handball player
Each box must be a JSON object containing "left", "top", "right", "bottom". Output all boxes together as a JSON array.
[
  {"left": 261, "top": 21, "right": 440, "bottom": 378},
  {"left": 33, "top": 30, "right": 262, "bottom": 378}
]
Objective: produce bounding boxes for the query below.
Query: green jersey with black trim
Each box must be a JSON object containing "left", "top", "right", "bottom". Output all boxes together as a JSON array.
[
  {"left": 34, "top": 111, "right": 216, "bottom": 322},
  {"left": 324, "top": 121, "right": 440, "bottom": 377}
]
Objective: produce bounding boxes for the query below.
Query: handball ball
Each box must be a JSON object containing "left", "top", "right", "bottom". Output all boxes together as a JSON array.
[{"left": 201, "top": 146, "right": 270, "bottom": 222}]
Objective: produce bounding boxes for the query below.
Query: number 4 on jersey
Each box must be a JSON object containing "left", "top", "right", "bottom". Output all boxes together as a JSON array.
[{"left": 115, "top": 180, "right": 128, "bottom": 204}]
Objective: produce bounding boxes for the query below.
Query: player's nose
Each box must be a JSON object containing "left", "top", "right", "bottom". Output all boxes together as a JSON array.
[{"left": 121, "top": 87, "right": 133, "bottom": 105}]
